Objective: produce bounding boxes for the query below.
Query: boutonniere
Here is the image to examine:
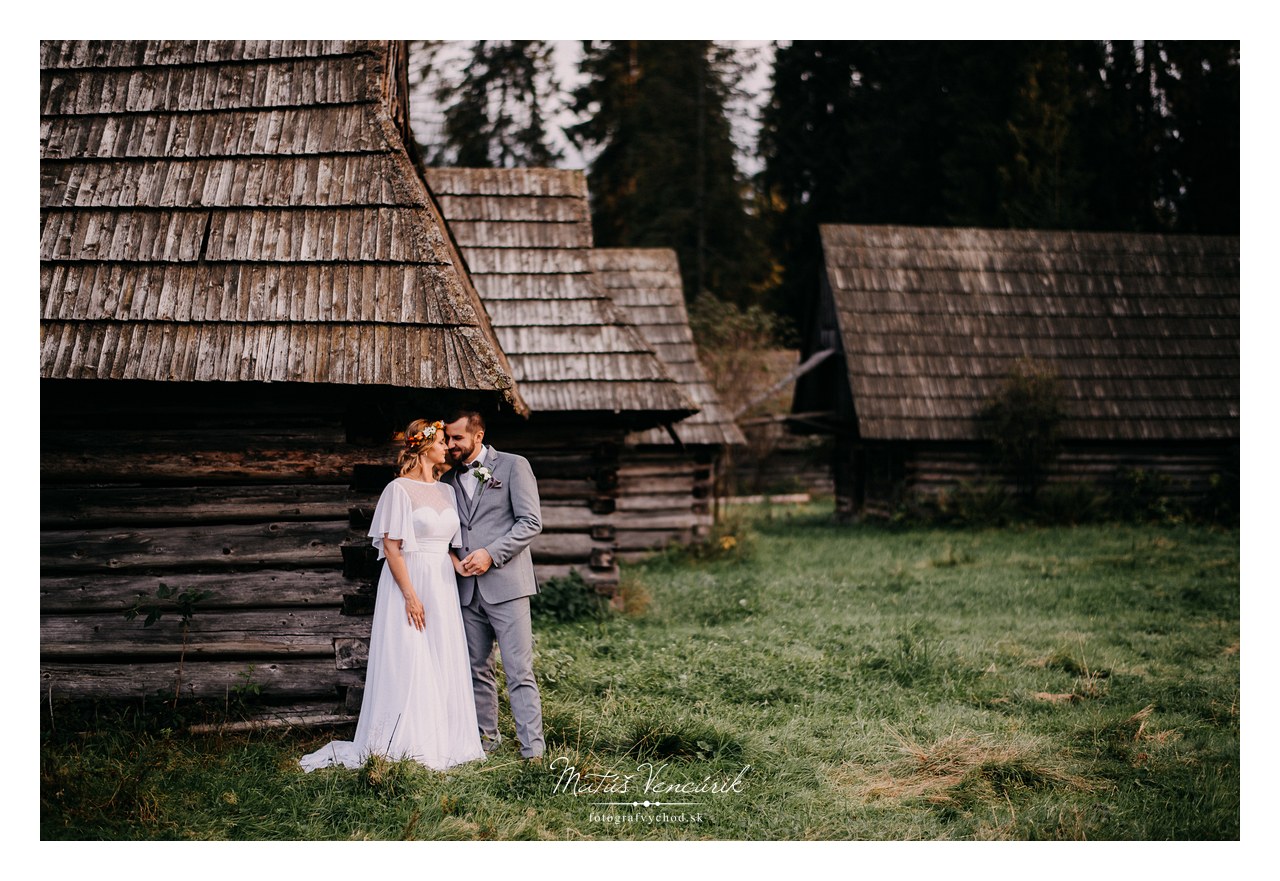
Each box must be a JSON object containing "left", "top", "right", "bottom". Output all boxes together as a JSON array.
[{"left": 472, "top": 465, "right": 502, "bottom": 490}]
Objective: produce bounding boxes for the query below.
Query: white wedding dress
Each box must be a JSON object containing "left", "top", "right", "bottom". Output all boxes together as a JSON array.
[{"left": 300, "top": 478, "right": 485, "bottom": 772}]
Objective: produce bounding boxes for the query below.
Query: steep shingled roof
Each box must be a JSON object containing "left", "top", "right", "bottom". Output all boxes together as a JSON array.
[
  {"left": 591, "top": 248, "right": 745, "bottom": 447},
  {"left": 40, "top": 40, "right": 522, "bottom": 408},
  {"left": 808, "top": 224, "right": 1239, "bottom": 442},
  {"left": 424, "top": 168, "right": 696, "bottom": 420}
]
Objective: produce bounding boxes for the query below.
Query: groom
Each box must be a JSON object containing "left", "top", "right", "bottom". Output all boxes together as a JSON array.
[{"left": 441, "top": 410, "right": 545, "bottom": 760}]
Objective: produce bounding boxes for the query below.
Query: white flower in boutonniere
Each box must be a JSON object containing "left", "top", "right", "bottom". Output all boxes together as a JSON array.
[{"left": 472, "top": 465, "right": 502, "bottom": 490}]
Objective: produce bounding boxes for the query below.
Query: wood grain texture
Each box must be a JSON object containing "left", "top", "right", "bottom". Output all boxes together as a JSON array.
[
  {"left": 804, "top": 224, "right": 1239, "bottom": 443},
  {"left": 40, "top": 658, "right": 365, "bottom": 701},
  {"left": 424, "top": 168, "right": 695, "bottom": 418},
  {"left": 592, "top": 247, "right": 746, "bottom": 448},
  {"left": 41, "top": 606, "right": 370, "bottom": 659},
  {"left": 41, "top": 568, "right": 354, "bottom": 612},
  {"left": 39, "top": 40, "right": 517, "bottom": 401}
]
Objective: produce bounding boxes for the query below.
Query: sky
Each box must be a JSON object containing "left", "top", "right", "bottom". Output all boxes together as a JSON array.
[{"left": 410, "top": 41, "right": 777, "bottom": 176}]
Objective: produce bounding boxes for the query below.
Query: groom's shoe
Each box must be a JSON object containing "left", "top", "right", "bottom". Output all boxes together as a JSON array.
[{"left": 480, "top": 735, "right": 501, "bottom": 754}]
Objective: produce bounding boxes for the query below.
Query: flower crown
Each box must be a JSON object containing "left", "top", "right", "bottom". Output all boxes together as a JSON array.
[{"left": 401, "top": 420, "right": 444, "bottom": 450}]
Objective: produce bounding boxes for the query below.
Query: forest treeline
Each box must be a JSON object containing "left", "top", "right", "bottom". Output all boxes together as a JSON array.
[{"left": 415, "top": 40, "right": 1240, "bottom": 330}]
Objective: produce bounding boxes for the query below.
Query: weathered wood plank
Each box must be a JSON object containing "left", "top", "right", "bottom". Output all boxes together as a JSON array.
[
  {"left": 613, "top": 528, "right": 698, "bottom": 551},
  {"left": 537, "top": 504, "right": 600, "bottom": 531},
  {"left": 41, "top": 484, "right": 374, "bottom": 527},
  {"left": 536, "top": 505, "right": 701, "bottom": 532},
  {"left": 616, "top": 475, "right": 697, "bottom": 494},
  {"left": 40, "top": 445, "right": 387, "bottom": 485},
  {"left": 42, "top": 606, "right": 368, "bottom": 658},
  {"left": 41, "top": 521, "right": 351, "bottom": 572},
  {"left": 42, "top": 55, "right": 373, "bottom": 116},
  {"left": 425, "top": 167, "right": 587, "bottom": 199},
  {"left": 532, "top": 565, "right": 618, "bottom": 591},
  {"left": 41, "top": 568, "right": 355, "bottom": 612},
  {"left": 614, "top": 494, "right": 701, "bottom": 513},
  {"left": 529, "top": 532, "right": 603, "bottom": 564},
  {"left": 531, "top": 478, "right": 602, "bottom": 500},
  {"left": 41, "top": 658, "right": 364, "bottom": 701},
  {"left": 618, "top": 456, "right": 701, "bottom": 473},
  {"left": 187, "top": 705, "right": 360, "bottom": 733}
]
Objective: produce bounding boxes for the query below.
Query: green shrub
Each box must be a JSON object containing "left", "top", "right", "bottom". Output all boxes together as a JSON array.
[
  {"left": 532, "top": 570, "right": 610, "bottom": 623},
  {"left": 1107, "top": 467, "right": 1191, "bottom": 524},
  {"left": 977, "top": 361, "right": 1066, "bottom": 505},
  {"left": 667, "top": 510, "right": 756, "bottom": 563},
  {"left": 1032, "top": 483, "right": 1106, "bottom": 525},
  {"left": 897, "top": 483, "right": 1016, "bottom": 527},
  {"left": 1196, "top": 471, "right": 1240, "bottom": 525}
]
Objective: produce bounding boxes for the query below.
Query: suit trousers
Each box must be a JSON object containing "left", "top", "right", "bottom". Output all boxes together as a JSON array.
[{"left": 461, "top": 588, "right": 545, "bottom": 758}]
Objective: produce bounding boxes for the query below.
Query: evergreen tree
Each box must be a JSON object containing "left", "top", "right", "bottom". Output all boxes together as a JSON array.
[
  {"left": 1073, "top": 40, "right": 1166, "bottom": 232},
  {"left": 429, "top": 40, "right": 561, "bottom": 168},
  {"left": 569, "top": 40, "right": 766, "bottom": 306},
  {"left": 757, "top": 40, "right": 1239, "bottom": 325},
  {"left": 1152, "top": 40, "right": 1240, "bottom": 234},
  {"left": 995, "top": 42, "right": 1097, "bottom": 229},
  {"left": 757, "top": 42, "right": 1023, "bottom": 321}
]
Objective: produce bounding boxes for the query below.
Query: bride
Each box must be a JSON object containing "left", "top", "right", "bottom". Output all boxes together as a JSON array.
[{"left": 300, "top": 419, "right": 485, "bottom": 772}]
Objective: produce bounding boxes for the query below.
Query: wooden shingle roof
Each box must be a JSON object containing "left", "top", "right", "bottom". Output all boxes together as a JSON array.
[
  {"left": 423, "top": 168, "right": 696, "bottom": 420},
  {"left": 40, "top": 40, "right": 522, "bottom": 408},
  {"left": 816, "top": 224, "right": 1239, "bottom": 442},
  {"left": 591, "top": 248, "right": 745, "bottom": 447}
]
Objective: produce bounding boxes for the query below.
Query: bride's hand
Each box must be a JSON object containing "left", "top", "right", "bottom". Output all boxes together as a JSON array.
[{"left": 404, "top": 591, "right": 426, "bottom": 631}]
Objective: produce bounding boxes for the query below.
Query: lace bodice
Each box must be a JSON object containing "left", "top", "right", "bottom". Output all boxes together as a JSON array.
[
  {"left": 394, "top": 477, "right": 457, "bottom": 514},
  {"left": 369, "top": 477, "right": 461, "bottom": 557}
]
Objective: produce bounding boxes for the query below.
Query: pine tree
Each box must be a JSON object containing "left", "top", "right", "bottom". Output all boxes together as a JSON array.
[
  {"left": 996, "top": 42, "right": 1097, "bottom": 229},
  {"left": 569, "top": 40, "right": 766, "bottom": 306},
  {"left": 1073, "top": 40, "right": 1166, "bottom": 232},
  {"left": 1152, "top": 40, "right": 1240, "bottom": 233},
  {"left": 756, "top": 40, "right": 1240, "bottom": 325},
  {"left": 429, "top": 40, "right": 561, "bottom": 168}
]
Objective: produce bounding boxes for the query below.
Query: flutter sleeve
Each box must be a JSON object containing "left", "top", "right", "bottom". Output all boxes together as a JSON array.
[{"left": 369, "top": 479, "right": 418, "bottom": 559}]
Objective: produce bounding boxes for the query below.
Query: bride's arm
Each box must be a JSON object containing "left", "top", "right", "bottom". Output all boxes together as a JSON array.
[
  {"left": 383, "top": 537, "right": 425, "bottom": 630},
  {"left": 449, "top": 551, "right": 467, "bottom": 576}
]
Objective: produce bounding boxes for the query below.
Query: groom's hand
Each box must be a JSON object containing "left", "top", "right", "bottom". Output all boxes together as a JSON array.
[{"left": 461, "top": 548, "right": 493, "bottom": 576}]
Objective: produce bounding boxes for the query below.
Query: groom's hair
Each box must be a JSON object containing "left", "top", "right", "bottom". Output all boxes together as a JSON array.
[{"left": 445, "top": 409, "right": 486, "bottom": 433}]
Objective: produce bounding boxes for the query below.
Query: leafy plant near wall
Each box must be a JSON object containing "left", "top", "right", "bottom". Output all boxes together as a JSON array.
[
  {"left": 978, "top": 360, "right": 1067, "bottom": 506},
  {"left": 531, "top": 570, "right": 609, "bottom": 623},
  {"left": 125, "top": 584, "right": 213, "bottom": 705}
]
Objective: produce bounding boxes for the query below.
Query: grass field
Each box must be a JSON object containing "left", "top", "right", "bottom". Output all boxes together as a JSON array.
[{"left": 40, "top": 502, "right": 1240, "bottom": 840}]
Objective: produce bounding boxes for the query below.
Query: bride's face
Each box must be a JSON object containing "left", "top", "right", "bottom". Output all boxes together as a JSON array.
[{"left": 424, "top": 431, "right": 447, "bottom": 467}]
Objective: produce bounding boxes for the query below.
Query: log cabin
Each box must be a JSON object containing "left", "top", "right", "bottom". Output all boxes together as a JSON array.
[
  {"left": 590, "top": 248, "right": 745, "bottom": 557},
  {"left": 422, "top": 169, "right": 698, "bottom": 588},
  {"left": 791, "top": 224, "right": 1240, "bottom": 519},
  {"left": 39, "top": 40, "right": 526, "bottom": 713}
]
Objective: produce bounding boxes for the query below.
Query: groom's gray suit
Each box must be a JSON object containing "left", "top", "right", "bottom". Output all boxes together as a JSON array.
[{"left": 442, "top": 445, "right": 545, "bottom": 758}]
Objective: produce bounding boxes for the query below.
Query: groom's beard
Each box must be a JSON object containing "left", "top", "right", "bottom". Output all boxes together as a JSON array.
[{"left": 448, "top": 441, "right": 475, "bottom": 466}]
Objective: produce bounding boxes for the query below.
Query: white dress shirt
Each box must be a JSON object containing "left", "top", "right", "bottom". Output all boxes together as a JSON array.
[{"left": 458, "top": 446, "right": 488, "bottom": 499}]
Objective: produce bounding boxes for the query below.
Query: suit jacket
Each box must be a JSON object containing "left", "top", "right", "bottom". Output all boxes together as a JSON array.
[{"left": 442, "top": 445, "right": 542, "bottom": 606}]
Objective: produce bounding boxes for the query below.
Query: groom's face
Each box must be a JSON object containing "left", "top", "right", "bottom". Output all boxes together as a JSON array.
[{"left": 444, "top": 417, "right": 484, "bottom": 465}]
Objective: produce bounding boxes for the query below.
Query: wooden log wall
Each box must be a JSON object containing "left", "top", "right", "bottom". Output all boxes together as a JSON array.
[
  {"left": 42, "top": 389, "right": 382, "bottom": 705},
  {"left": 610, "top": 447, "right": 715, "bottom": 561},
  {"left": 494, "top": 420, "right": 627, "bottom": 591},
  {"left": 833, "top": 436, "right": 1240, "bottom": 519},
  {"left": 728, "top": 427, "right": 835, "bottom": 498},
  {"left": 40, "top": 381, "right": 625, "bottom": 705}
]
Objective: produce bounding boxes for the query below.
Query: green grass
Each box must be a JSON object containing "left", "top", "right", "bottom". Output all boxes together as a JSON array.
[{"left": 41, "top": 502, "right": 1239, "bottom": 840}]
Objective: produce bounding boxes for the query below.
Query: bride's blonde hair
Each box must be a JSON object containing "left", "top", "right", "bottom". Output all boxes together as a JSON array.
[{"left": 396, "top": 419, "right": 444, "bottom": 477}]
